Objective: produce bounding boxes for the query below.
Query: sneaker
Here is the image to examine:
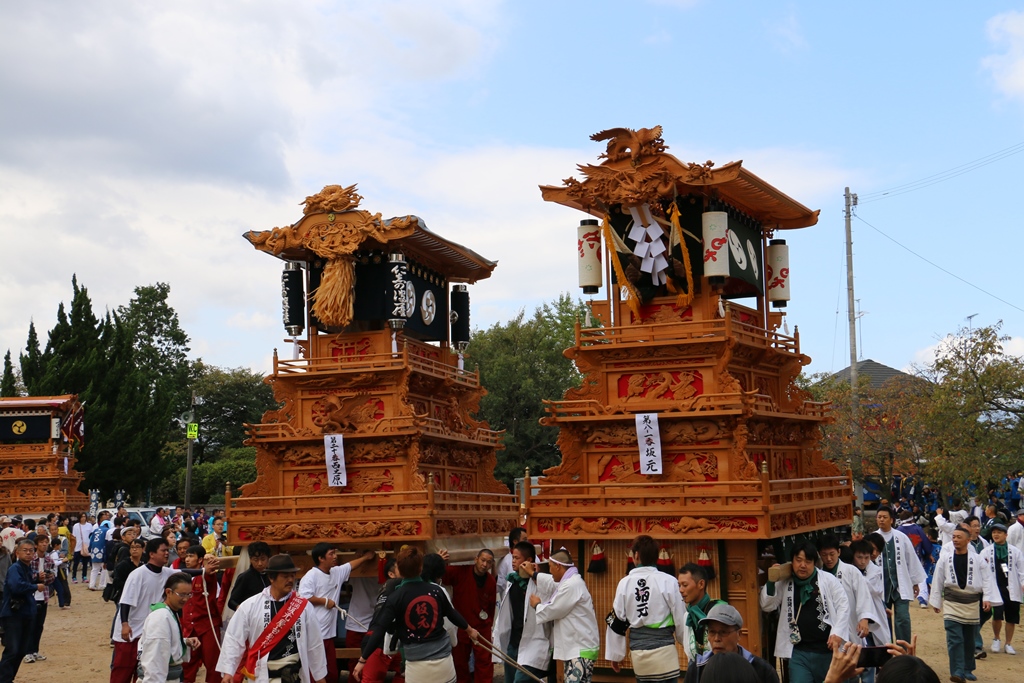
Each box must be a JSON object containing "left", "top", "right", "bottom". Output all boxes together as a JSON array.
[
  {"left": 71, "top": 578, "right": 78, "bottom": 584},
  {"left": 964, "top": 674, "right": 977, "bottom": 681},
  {"left": 975, "top": 649, "right": 987, "bottom": 659},
  {"left": 1006, "top": 644, "right": 1017, "bottom": 655},
  {"left": 919, "top": 600, "right": 929, "bottom": 609},
  {"left": 992, "top": 639, "right": 1002, "bottom": 653},
  {"left": 950, "top": 675, "right": 965, "bottom": 683},
  {"left": 22, "top": 654, "right": 35, "bottom": 664},
  {"left": 33, "top": 653, "right": 46, "bottom": 661}
]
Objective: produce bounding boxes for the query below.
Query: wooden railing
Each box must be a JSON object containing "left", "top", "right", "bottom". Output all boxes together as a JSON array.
[
  {"left": 524, "top": 472, "right": 853, "bottom": 537},
  {"left": 575, "top": 307, "right": 800, "bottom": 356},
  {"left": 272, "top": 346, "right": 480, "bottom": 388}
]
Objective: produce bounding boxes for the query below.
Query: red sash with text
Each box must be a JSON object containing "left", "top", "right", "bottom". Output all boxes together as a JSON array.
[{"left": 241, "top": 593, "right": 308, "bottom": 680}]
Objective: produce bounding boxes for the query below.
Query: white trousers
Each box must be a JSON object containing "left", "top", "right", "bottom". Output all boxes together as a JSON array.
[{"left": 89, "top": 563, "right": 108, "bottom": 590}]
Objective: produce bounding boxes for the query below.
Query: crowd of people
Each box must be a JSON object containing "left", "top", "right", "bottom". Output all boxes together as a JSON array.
[{"left": 2, "top": 507, "right": 1022, "bottom": 683}]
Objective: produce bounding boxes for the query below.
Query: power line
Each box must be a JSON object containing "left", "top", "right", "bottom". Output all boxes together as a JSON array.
[
  {"left": 858, "top": 140, "right": 1024, "bottom": 204},
  {"left": 853, "top": 213, "right": 1024, "bottom": 314}
]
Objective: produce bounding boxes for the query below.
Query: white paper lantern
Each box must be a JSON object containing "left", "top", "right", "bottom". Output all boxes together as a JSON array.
[
  {"left": 701, "top": 211, "right": 729, "bottom": 279},
  {"left": 577, "top": 219, "right": 603, "bottom": 294},
  {"left": 766, "top": 239, "right": 790, "bottom": 307}
]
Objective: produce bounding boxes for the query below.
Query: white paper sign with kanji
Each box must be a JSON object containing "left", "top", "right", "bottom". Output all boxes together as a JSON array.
[
  {"left": 635, "top": 413, "right": 663, "bottom": 475},
  {"left": 324, "top": 434, "right": 347, "bottom": 487}
]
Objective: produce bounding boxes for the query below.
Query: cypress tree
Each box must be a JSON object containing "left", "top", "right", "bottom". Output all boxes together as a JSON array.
[{"left": 0, "top": 351, "right": 17, "bottom": 397}]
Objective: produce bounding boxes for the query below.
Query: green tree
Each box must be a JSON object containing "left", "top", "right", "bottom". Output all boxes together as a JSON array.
[
  {"left": 19, "top": 321, "right": 45, "bottom": 395},
  {"left": 469, "top": 294, "right": 587, "bottom": 486},
  {"left": 189, "top": 363, "right": 277, "bottom": 464},
  {"left": 1, "top": 351, "right": 17, "bottom": 397}
]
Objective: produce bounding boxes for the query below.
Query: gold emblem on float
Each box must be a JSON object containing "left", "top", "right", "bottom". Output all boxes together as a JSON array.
[{"left": 11, "top": 420, "right": 27, "bottom": 435}]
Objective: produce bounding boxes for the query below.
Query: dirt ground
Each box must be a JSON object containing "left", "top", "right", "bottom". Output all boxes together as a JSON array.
[{"left": 9, "top": 583, "right": 1023, "bottom": 682}]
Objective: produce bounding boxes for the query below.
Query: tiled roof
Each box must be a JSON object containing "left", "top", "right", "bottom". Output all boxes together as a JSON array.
[{"left": 828, "top": 359, "right": 918, "bottom": 389}]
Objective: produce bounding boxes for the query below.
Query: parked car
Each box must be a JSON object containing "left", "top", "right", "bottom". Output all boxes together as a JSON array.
[{"left": 100, "top": 507, "right": 159, "bottom": 538}]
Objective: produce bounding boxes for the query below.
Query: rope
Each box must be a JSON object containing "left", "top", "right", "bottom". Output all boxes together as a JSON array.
[{"left": 474, "top": 634, "right": 546, "bottom": 683}]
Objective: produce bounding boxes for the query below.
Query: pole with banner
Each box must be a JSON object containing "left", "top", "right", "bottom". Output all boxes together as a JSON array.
[
  {"left": 114, "top": 489, "right": 125, "bottom": 509},
  {"left": 88, "top": 489, "right": 100, "bottom": 518}
]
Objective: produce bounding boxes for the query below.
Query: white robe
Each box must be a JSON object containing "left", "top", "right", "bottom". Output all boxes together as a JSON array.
[
  {"left": 858, "top": 561, "right": 891, "bottom": 644},
  {"left": 929, "top": 548, "right": 1000, "bottom": 611},
  {"left": 934, "top": 510, "right": 967, "bottom": 547},
  {"left": 216, "top": 588, "right": 328, "bottom": 683},
  {"left": 874, "top": 528, "right": 927, "bottom": 602},
  {"left": 493, "top": 577, "right": 553, "bottom": 670},
  {"left": 760, "top": 570, "right": 850, "bottom": 659},
  {"left": 1007, "top": 521, "right": 1024, "bottom": 555},
  {"left": 138, "top": 605, "right": 190, "bottom": 683},
  {"left": 830, "top": 561, "right": 883, "bottom": 644},
  {"left": 604, "top": 566, "right": 687, "bottom": 662},
  {"left": 534, "top": 572, "right": 600, "bottom": 661},
  {"left": 980, "top": 543, "right": 1024, "bottom": 604}
]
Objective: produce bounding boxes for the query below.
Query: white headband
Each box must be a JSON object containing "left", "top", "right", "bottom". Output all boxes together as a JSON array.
[{"left": 548, "top": 548, "right": 573, "bottom": 567}]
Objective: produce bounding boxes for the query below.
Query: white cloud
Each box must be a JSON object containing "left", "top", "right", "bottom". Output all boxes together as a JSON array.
[
  {"left": 767, "top": 10, "right": 808, "bottom": 54},
  {"left": 983, "top": 11, "right": 1024, "bottom": 102}
]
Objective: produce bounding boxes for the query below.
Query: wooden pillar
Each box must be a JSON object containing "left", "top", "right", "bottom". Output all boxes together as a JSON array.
[{"left": 724, "top": 540, "right": 761, "bottom": 655}]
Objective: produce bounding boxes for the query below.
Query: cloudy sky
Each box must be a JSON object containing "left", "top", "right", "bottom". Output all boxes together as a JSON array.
[{"left": 3, "top": 1, "right": 1024, "bottom": 378}]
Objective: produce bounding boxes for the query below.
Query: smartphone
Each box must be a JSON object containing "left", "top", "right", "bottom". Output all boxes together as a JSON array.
[{"left": 856, "top": 646, "right": 893, "bottom": 668}]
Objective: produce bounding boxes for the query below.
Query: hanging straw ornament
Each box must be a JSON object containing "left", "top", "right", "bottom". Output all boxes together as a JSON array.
[
  {"left": 657, "top": 545, "right": 676, "bottom": 576},
  {"left": 587, "top": 542, "right": 607, "bottom": 574}
]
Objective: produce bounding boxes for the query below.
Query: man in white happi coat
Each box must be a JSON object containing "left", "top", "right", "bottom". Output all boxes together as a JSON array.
[
  {"left": 819, "top": 535, "right": 884, "bottom": 647},
  {"left": 137, "top": 572, "right": 201, "bottom": 683},
  {"left": 929, "top": 526, "right": 1000, "bottom": 683},
  {"left": 523, "top": 548, "right": 600, "bottom": 683},
  {"left": 217, "top": 554, "right": 327, "bottom": 683},
  {"left": 493, "top": 540, "right": 551, "bottom": 683},
  {"left": 936, "top": 505, "right": 969, "bottom": 547},
  {"left": 980, "top": 523, "right": 1024, "bottom": 655},
  {"left": 873, "top": 507, "right": 926, "bottom": 644},
  {"left": 604, "top": 535, "right": 686, "bottom": 683},
  {"left": 849, "top": 540, "right": 890, "bottom": 645},
  {"left": 761, "top": 541, "right": 850, "bottom": 683},
  {"left": 1007, "top": 509, "right": 1024, "bottom": 555}
]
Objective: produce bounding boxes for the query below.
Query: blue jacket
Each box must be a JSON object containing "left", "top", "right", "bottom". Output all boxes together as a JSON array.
[{"left": 0, "top": 560, "right": 38, "bottom": 619}]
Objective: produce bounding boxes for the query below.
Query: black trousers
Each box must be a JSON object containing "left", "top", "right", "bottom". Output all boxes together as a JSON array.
[
  {"left": 28, "top": 602, "right": 46, "bottom": 654},
  {"left": 0, "top": 615, "right": 32, "bottom": 683}
]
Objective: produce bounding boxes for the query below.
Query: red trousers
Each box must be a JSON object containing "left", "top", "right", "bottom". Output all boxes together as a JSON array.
[
  {"left": 453, "top": 629, "right": 493, "bottom": 683},
  {"left": 318, "top": 638, "right": 338, "bottom": 683},
  {"left": 182, "top": 628, "right": 221, "bottom": 683},
  {"left": 110, "top": 639, "right": 139, "bottom": 683},
  {"left": 345, "top": 630, "right": 403, "bottom": 683},
  {"left": 345, "top": 630, "right": 366, "bottom": 675}
]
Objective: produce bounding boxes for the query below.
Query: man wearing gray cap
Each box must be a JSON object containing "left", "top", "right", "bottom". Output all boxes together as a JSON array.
[{"left": 683, "top": 603, "right": 778, "bottom": 683}]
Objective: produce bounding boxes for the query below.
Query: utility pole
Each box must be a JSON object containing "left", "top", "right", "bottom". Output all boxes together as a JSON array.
[
  {"left": 184, "top": 391, "right": 198, "bottom": 510},
  {"left": 845, "top": 187, "right": 863, "bottom": 507}
]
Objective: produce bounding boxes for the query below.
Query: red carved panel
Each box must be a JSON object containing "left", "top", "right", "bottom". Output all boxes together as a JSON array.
[
  {"left": 616, "top": 370, "right": 704, "bottom": 401},
  {"left": 328, "top": 337, "right": 372, "bottom": 357}
]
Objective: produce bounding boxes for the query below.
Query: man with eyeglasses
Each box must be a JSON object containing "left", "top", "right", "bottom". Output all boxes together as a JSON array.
[
  {"left": 683, "top": 603, "right": 777, "bottom": 683},
  {"left": 138, "top": 572, "right": 202, "bottom": 683},
  {"left": 110, "top": 538, "right": 218, "bottom": 683}
]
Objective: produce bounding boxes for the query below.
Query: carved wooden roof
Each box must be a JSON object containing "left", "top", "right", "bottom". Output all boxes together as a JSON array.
[
  {"left": 0, "top": 395, "right": 77, "bottom": 413},
  {"left": 539, "top": 126, "right": 819, "bottom": 230}
]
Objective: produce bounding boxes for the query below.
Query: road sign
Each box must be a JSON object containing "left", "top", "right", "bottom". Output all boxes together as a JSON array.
[{"left": 186, "top": 423, "right": 198, "bottom": 440}]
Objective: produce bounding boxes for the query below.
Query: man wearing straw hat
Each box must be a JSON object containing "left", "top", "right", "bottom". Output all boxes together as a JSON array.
[
  {"left": 217, "top": 554, "right": 328, "bottom": 683},
  {"left": 524, "top": 548, "right": 600, "bottom": 683}
]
